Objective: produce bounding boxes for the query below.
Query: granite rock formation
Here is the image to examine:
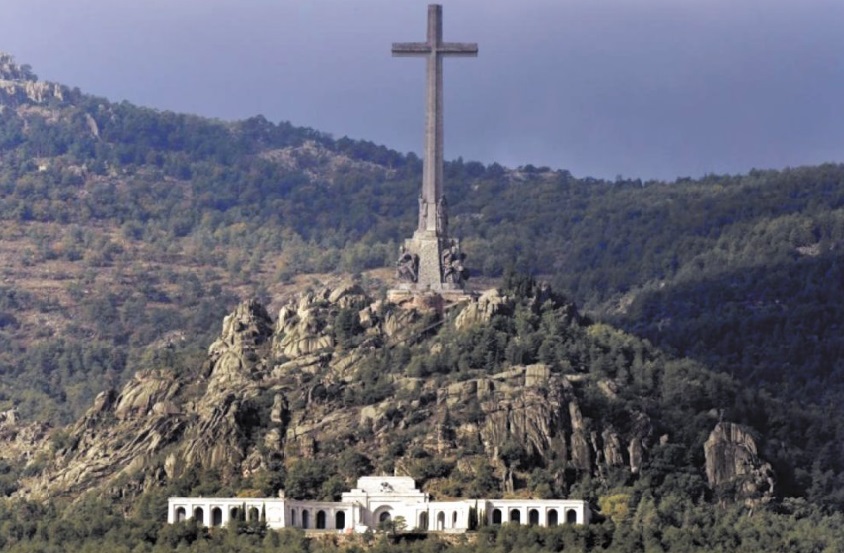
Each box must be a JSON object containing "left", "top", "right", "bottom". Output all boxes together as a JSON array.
[
  {"left": 0, "top": 284, "right": 774, "bottom": 508},
  {"left": 704, "top": 422, "right": 775, "bottom": 504}
]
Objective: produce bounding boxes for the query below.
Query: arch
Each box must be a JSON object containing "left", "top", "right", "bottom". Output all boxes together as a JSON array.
[
  {"left": 194, "top": 507, "right": 204, "bottom": 525},
  {"left": 528, "top": 509, "right": 539, "bottom": 526},
  {"left": 290, "top": 509, "right": 296, "bottom": 526},
  {"left": 175, "top": 507, "right": 186, "bottom": 523},
  {"left": 373, "top": 506, "right": 393, "bottom": 528},
  {"left": 492, "top": 508, "right": 502, "bottom": 525},
  {"left": 230, "top": 507, "right": 240, "bottom": 522},
  {"left": 335, "top": 511, "right": 346, "bottom": 530},
  {"left": 302, "top": 510, "right": 310, "bottom": 529},
  {"left": 437, "top": 511, "right": 445, "bottom": 531},
  {"left": 452, "top": 511, "right": 458, "bottom": 528},
  {"left": 510, "top": 509, "right": 521, "bottom": 524},
  {"left": 566, "top": 509, "right": 578, "bottom": 524},
  {"left": 248, "top": 507, "right": 259, "bottom": 522},
  {"left": 547, "top": 509, "right": 558, "bottom": 526},
  {"left": 316, "top": 510, "right": 327, "bottom": 529},
  {"left": 418, "top": 512, "right": 428, "bottom": 531},
  {"left": 211, "top": 507, "right": 223, "bottom": 527}
]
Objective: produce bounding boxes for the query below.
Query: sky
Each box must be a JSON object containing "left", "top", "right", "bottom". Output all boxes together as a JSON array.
[{"left": 1, "top": 0, "right": 843, "bottom": 181}]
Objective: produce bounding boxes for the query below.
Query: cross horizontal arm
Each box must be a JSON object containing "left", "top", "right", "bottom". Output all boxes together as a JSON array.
[
  {"left": 392, "top": 42, "right": 478, "bottom": 57},
  {"left": 392, "top": 42, "right": 431, "bottom": 56},
  {"left": 439, "top": 42, "right": 478, "bottom": 56}
]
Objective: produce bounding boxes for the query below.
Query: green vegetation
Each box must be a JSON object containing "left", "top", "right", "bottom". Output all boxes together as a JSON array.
[
  {"left": 3, "top": 66, "right": 844, "bottom": 420},
  {"left": 2, "top": 55, "right": 844, "bottom": 549}
]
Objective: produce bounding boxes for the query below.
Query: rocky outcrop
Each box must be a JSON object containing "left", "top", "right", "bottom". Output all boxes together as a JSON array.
[
  {"left": 454, "top": 289, "right": 512, "bottom": 330},
  {"left": 20, "top": 370, "right": 185, "bottom": 499},
  {"left": 0, "top": 53, "right": 66, "bottom": 106},
  {"left": 0, "top": 53, "right": 37, "bottom": 81},
  {"left": 479, "top": 374, "right": 569, "bottom": 465},
  {"left": 4, "top": 285, "right": 775, "bottom": 508},
  {"left": 704, "top": 422, "right": 775, "bottom": 503},
  {"left": 206, "top": 299, "right": 273, "bottom": 384},
  {"left": 177, "top": 299, "right": 276, "bottom": 477},
  {"left": 569, "top": 402, "right": 592, "bottom": 471},
  {"left": 0, "top": 409, "right": 50, "bottom": 468},
  {"left": 274, "top": 290, "right": 338, "bottom": 358}
]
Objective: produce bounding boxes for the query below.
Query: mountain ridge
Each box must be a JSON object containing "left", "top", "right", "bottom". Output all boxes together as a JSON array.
[{"left": 0, "top": 50, "right": 843, "bottom": 551}]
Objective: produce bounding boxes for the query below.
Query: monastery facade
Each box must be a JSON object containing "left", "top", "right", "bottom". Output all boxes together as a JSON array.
[{"left": 168, "top": 476, "right": 590, "bottom": 533}]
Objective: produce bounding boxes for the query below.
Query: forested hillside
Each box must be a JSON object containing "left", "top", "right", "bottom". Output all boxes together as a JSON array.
[
  {"left": 3, "top": 53, "right": 844, "bottom": 423},
  {"left": 2, "top": 51, "right": 844, "bottom": 551}
]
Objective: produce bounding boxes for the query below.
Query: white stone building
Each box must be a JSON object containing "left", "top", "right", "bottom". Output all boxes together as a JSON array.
[{"left": 167, "top": 476, "right": 590, "bottom": 532}]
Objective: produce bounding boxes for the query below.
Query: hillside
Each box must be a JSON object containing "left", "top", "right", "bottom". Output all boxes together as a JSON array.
[
  {"left": 2, "top": 51, "right": 844, "bottom": 550},
  {"left": 2, "top": 53, "right": 844, "bottom": 425},
  {"left": 1, "top": 278, "right": 842, "bottom": 551}
]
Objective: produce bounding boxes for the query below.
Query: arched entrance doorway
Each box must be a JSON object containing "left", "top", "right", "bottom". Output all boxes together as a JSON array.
[
  {"left": 302, "top": 510, "right": 310, "bottom": 529},
  {"left": 374, "top": 507, "right": 392, "bottom": 530},
  {"left": 436, "top": 511, "right": 445, "bottom": 530},
  {"left": 510, "top": 509, "right": 520, "bottom": 524},
  {"left": 335, "top": 511, "right": 346, "bottom": 530},
  {"left": 248, "top": 507, "right": 259, "bottom": 522},
  {"left": 547, "top": 509, "right": 558, "bottom": 526},
  {"left": 528, "top": 509, "right": 539, "bottom": 526},
  {"left": 175, "top": 507, "right": 186, "bottom": 522},
  {"left": 316, "top": 510, "right": 326, "bottom": 529},
  {"left": 194, "top": 507, "right": 204, "bottom": 525},
  {"left": 290, "top": 509, "right": 296, "bottom": 526},
  {"left": 418, "top": 512, "right": 428, "bottom": 531},
  {"left": 492, "top": 508, "right": 502, "bottom": 525},
  {"left": 566, "top": 509, "right": 578, "bottom": 524},
  {"left": 211, "top": 507, "right": 223, "bottom": 527}
]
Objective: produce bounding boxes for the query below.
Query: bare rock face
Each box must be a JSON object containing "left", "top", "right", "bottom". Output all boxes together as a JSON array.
[
  {"left": 479, "top": 375, "right": 569, "bottom": 465},
  {"left": 0, "top": 409, "right": 50, "bottom": 470},
  {"left": 704, "top": 422, "right": 775, "bottom": 503},
  {"left": 0, "top": 53, "right": 65, "bottom": 106},
  {"left": 602, "top": 429, "right": 625, "bottom": 467},
  {"left": 569, "top": 402, "right": 592, "bottom": 471},
  {"left": 20, "top": 370, "right": 185, "bottom": 499},
  {"left": 208, "top": 298, "right": 274, "bottom": 381},
  {"left": 454, "top": 289, "right": 512, "bottom": 330},
  {"left": 8, "top": 285, "right": 770, "bottom": 508},
  {"left": 274, "top": 290, "right": 337, "bottom": 358},
  {"left": 628, "top": 438, "right": 644, "bottom": 474},
  {"left": 16, "top": 298, "right": 278, "bottom": 499},
  {"left": 178, "top": 299, "right": 276, "bottom": 477},
  {"left": 114, "top": 371, "right": 182, "bottom": 420}
]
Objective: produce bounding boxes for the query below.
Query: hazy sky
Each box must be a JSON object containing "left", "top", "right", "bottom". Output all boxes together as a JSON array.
[{"left": 1, "top": 0, "right": 843, "bottom": 180}]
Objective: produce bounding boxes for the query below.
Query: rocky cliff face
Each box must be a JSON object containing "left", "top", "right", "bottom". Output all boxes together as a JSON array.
[
  {"left": 704, "top": 422, "right": 775, "bottom": 504},
  {"left": 3, "top": 284, "right": 775, "bottom": 505},
  {"left": 0, "top": 52, "right": 66, "bottom": 106}
]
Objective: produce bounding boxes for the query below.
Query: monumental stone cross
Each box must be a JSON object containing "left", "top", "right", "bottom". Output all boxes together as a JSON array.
[{"left": 392, "top": 4, "right": 477, "bottom": 292}]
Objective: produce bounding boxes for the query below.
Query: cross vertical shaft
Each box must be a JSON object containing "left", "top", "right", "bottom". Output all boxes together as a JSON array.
[
  {"left": 393, "top": 4, "right": 477, "bottom": 235},
  {"left": 427, "top": 4, "right": 444, "bottom": 231}
]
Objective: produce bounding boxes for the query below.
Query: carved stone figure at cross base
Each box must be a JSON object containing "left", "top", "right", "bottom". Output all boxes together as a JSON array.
[
  {"left": 442, "top": 241, "right": 468, "bottom": 285},
  {"left": 395, "top": 247, "right": 419, "bottom": 283},
  {"left": 418, "top": 194, "right": 428, "bottom": 231},
  {"left": 436, "top": 196, "right": 448, "bottom": 236}
]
